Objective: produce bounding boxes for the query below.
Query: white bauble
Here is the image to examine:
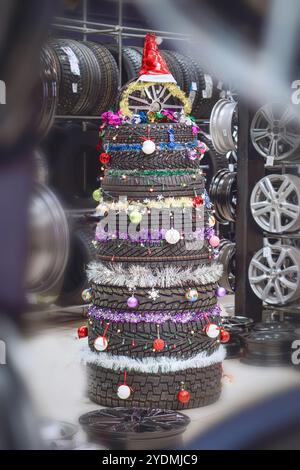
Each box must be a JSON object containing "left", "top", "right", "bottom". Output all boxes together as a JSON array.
[
  {"left": 205, "top": 324, "right": 220, "bottom": 339},
  {"left": 142, "top": 140, "right": 156, "bottom": 155},
  {"left": 165, "top": 228, "right": 180, "bottom": 245},
  {"left": 117, "top": 384, "right": 131, "bottom": 400},
  {"left": 94, "top": 336, "right": 108, "bottom": 352}
]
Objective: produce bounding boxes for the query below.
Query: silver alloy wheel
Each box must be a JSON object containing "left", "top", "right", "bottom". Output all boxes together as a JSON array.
[
  {"left": 248, "top": 245, "right": 300, "bottom": 304},
  {"left": 250, "top": 103, "right": 300, "bottom": 161},
  {"left": 210, "top": 98, "right": 238, "bottom": 154},
  {"left": 127, "top": 84, "right": 183, "bottom": 114},
  {"left": 26, "top": 184, "right": 70, "bottom": 302},
  {"left": 251, "top": 174, "right": 300, "bottom": 233}
]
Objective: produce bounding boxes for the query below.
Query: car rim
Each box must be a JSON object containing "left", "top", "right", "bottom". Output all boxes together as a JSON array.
[
  {"left": 251, "top": 174, "right": 300, "bottom": 233},
  {"left": 250, "top": 103, "right": 300, "bottom": 160},
  {"left": 248, "top": 245, "right": 300, "bottom": 304},
  {"left": 127, "top": 83, "right": 184, "bottom": 114},
  {"left": 210, "top": 98, "right": 238, "bottom": 154}
]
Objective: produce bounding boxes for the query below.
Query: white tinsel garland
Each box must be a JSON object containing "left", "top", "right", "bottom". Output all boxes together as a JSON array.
[
  {"left": 81, "top": 346, "right": 226, "bottom": 374},
  {"left": 87, "top": 261, "right": 223, "bottom": 288}
]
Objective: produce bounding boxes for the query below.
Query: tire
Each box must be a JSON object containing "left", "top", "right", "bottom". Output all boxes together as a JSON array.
[
  {"left": 90, "top": 282, "right": 218, "bottom": 312},
  {"left": 88, "top": 316, "right": 221, "bottom": 359},
  {"left": 106, "top": 45, "right": 142, "bottom": 84},
  {"left": 161, "top": 50, "right": 185, "bottom": 91},
  {"left": 58, "top": 225, "right": 97, "bottom": 306},
  {"left": 87, "top": 362, "right": 222, "bottom": 409},
  {"left": 167, "top": 51, "right": 191, "bottom": 95},
  {"left": 83, "top": 42, "right": 119, "bottom": 114},
  {"left": 199, "top": 133, "right": 228, "bottom": 188},
  {"left": 44, "top": 124, "right": 100, "bottom": 209},
  {"left": 104, "top": 122, "right": 195, "bottom": 144},
  {"left": 33, "top": 149, "right": 49, "bottom": 185}
]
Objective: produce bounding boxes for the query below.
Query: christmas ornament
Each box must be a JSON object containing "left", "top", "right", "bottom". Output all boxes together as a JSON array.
[
  {"left": 129, "top": 210, "right": 143, "bottom": 224},
  {"left": 117, "top": 384, "right": 131, "bottom": 400},
  {"left": 187, "top": 149, "right": 197, "bottom": 160},
  {"left": 142, "top": 139, "right": 156, "bottom": 155},
  {"left": 153, "top": 338, "right": 165, "bottom": 351},
  {"left": 92, "top": 189, "right": 102, "bottom": 202},
  {"left": 77, "top": 325, "right": 88, "bottom": 339},
  {"left": 205, "top": 323, "right": 220, "bottom": 339},
  {"left": 177, "top": 382, "right": 190, "bottom": 404},
  {"left": 216, "top": 287, "right": 227, "bottom": 298},
  {"left": 220, "top": 329, "right": 230, "bottom": 343},
  {"left": 94, "top": 335, "right": 108, "bottom": 352},
  {"left": 165, "top": 228, "right": 180, "bottom": 244},
  {"left": 127, "top": 295, "right": 139, "bottom": 309},
  {"left": 198, "top": 141, "right": 207, "bottom": 154},
  {"left": 209, "top": 235, "right": 220, "bottom": 248},
  {"left": 208, "top": 215, "right": 216, "bottom": 227},
  {"left": 81, "top": 288, "right": 92, "bottom": 303},
  {"left": 99, "top": 152, "right": 111, "bottom": 164},
  {"left": 153, "top": 325, "right": 165, "bottom": 351},
  {"left": 94, "top": 323, "right": 110, "bottom": 352},
  {"left": 185, "top": 288, "right": 199, "bottom": 303},
  {"left": 192, "top": 196, "right": 204, "bottom": 207},
  {"left": 148, "top": 288, "right": 160, "bottom": 300}
]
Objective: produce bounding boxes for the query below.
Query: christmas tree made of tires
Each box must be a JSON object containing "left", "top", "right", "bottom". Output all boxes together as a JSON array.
[{"left": 80, "top": 34, "right": 228, "bottom": 409}]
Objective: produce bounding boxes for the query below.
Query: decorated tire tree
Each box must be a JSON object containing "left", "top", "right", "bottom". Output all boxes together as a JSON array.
[{"left": 79, "top": 34, "right": 228, "bottom": 410}]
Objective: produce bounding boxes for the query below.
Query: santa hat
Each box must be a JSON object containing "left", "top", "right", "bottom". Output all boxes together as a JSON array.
[{"left": 138, "top": 33, "right": 176, "bottom": 84}]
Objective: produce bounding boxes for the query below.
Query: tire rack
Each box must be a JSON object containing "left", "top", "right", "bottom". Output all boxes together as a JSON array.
[
  {"left": 235, "top": 103, "right": 265, "bottom": 321},
  {"left": 32, "top": 0, "right": 194, "bottom": 316}
]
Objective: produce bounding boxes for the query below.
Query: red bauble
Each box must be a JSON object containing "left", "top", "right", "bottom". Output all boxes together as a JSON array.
[
  {"left": 192, "top": 196, "right": 204, "bottom": 207},
  {"left": 153, "top": 338, "right": 165, "bottom": 351},
  {"left": 177, "top": 389, "right": 191, "bottom": 404},
  {"left": 99, "top": 152, "right": 111, "bottom": 164},
  {"left": 77, "top": 325, "right": 88, "bottom": 339},
  {"left": 220, "top": 329, "right": 230, "bottom": 343}
]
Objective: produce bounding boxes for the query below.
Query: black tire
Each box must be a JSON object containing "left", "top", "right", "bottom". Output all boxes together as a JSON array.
[
  {"left": 44, "top": 124, "right": 100, "bottom": 209},
  {"left": 106, "top": 45, "right": 142, "bottom": 84},
  {"left": 104, "top": 122, "right": 195, "bottom": 144},
  {"left": 199, "top": 133, "right": 228, "bottom": 188},
  {"left": 90, "top": 282, "right": 218, "bottom": 312},
  {"left": 87, "top": 362, "right": 222, "bottom": 409},
  {"left": 161, "top": 50, "right": 185, "bottom": 91},
  {"left": 58, "top": 225, "right": 97, "bottom": 306},
  {"left": 51, "top": 39, "right": 91, "bottom": 115},
  {"left": 167, "top": 51, "right": 191, "bottom": 95},
  {"left": 83, "top": 42, "right": 119, "bottom": 114},
  {"left": 88, "top": 316, "right": 221, "bottom": 359}
]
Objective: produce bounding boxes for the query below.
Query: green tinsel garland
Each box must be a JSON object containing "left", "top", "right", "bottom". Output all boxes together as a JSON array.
[{"left": 107, "top": 169, "right": 202, "bottom": 177}]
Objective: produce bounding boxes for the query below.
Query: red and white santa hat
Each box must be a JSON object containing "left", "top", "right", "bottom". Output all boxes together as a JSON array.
[{"left": 138, "top": 33, "right": 176, "bottom": 84}]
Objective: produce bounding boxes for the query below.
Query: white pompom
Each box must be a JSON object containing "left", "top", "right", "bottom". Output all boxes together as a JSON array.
[
  {"left": 156, "top": 36, "right": 163, "bottom": 45},
  {"left": 94, "top": 336, "right": 108, "bottom": 352},
  {"left": 165, "top": 228, "right": 180, "bottom": 245},
  {"left": 142, "top": 140, "right": 156, "bottom": 155},
  {"left": 117, "top": 384, "right": 131, "bottom": 400}
]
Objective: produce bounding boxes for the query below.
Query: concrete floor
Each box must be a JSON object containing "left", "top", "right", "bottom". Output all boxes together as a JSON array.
[{"left": 20, "top": 299, "right": 300, "bottom": 449}]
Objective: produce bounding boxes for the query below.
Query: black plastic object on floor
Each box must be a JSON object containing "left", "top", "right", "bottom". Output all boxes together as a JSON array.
[
  {"left": 79, "top": 408, "right": 190, "bottom": 450},
  {"left": 241, "top": 328, "right": 297, "bottom": 367},
  {"left": 220, "top": 316, "right": 254, "bottom": 358}
]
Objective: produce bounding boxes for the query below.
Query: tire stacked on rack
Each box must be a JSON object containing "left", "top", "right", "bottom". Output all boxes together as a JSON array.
[
  {"left": 217, "top": 239, "right": 236, "bottom": 293},
  {"left": 209, "top": 169, "right": 237, "bottom": 223},
  {"left": 199, "top": 134, "right": 228, "bottom": 188},
  {"left": 48, "top": 39, "right": 118, "bottom": 116}
]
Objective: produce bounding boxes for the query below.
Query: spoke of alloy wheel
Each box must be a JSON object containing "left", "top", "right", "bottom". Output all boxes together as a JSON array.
[
  {"left": 259, "top": 180, "right": 272, "bottom": 199},
  {"left": 128, "top": 95, "right": 150, "bottom": 105},
  {"left": 128, "top": 105, "right": 152, "bottom": 110},
  {"left": 274, "top": 209, "right": 282, "bottom": 232},
  {"left": 269, "top": 136, "right": 278, "bottom": 157},
  {"left": 275, "top": 248, "right": 288, "bottom": 268},
  {"left": 249, "top": 274, "right": 268, "bottom": 283},
  {"left": 281, "top": 265, "right": 298, "bottom": 274},
  {"left": 151, "top": 85, "right": 157, "bottom": 100},
  {"left": 274, "top": 278, "right": 285, "bottom": 303},
  {"left": 280, "top": 202, "right": 299, "bottom": 218},
  {"left": 277, "top": 178, "right": 294, "bottom": 198},
  {"left": 161, "top": 92, "right": 172, "bottom": 104},
  {"left": 279, "top": 107, "right": 294, "bottom": 127},
  {"left": 252, "top": 258, "right": 270, "bottom": 273},
  {"left": 252, "top": 203, "right": 271, "bottom": 218},
  {"left": 251, "top": 128, "right": 270, "bottom": 142},
  {"left": 260, "top": 106, "right": 275, "bottom": 126},
  {"left": 155, "top": 85, "right": 163, "bottom": 99},
  {"left": 144, "top": 87, "right": 154, "bottom": 102},
  {"left": 261, "top": 278, "right": 274, "bottom": 300},
  {"left": 279, "top": 276, "right": 297, "bottom": 290},
  {"left": 161, "top": 104, "right": 182, "bottom": 110}
]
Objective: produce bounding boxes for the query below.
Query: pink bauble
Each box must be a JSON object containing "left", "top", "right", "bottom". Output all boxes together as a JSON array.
[
  {"left": 209, "top": 235, "right": 220, "bottom": 248},
  {"left": 127, "top": 295, "right": 139, "bottom": 309}
]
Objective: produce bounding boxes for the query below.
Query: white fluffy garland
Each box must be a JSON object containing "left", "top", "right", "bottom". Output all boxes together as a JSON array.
[
  {"left": 81, "top": 346, "right": 226, "bottom": 374},
  {"left": 87, "top": 261, "right": 223, "bottom": 288}
]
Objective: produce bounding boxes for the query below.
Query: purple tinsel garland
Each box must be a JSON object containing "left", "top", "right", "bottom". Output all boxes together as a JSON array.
[{"left": 87, "top": 305, "right": 221, "bottom": 324}]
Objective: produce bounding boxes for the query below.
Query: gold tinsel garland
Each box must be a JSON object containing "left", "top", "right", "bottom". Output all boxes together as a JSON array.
[{"left": 119, "top": 81, "right": 192, "bottom": 116}]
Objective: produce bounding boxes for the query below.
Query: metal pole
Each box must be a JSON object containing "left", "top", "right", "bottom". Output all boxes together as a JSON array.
[{"left": 118, "top": 0, "right": 123, "bottom": 89}]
